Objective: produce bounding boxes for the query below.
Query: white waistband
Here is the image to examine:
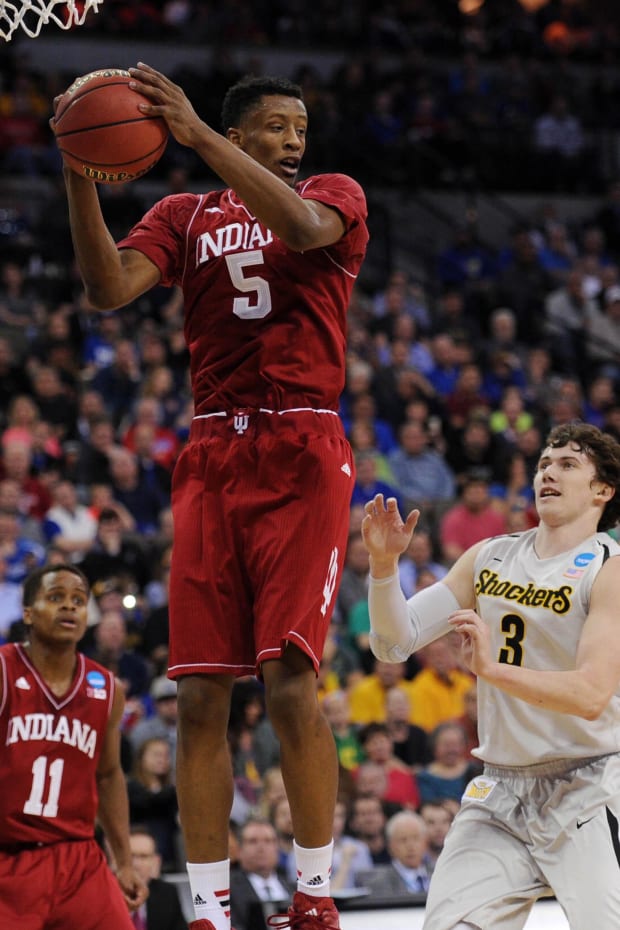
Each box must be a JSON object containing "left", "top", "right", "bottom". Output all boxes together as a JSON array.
[{"left": 193, "top": 408, "right": 338, "bottom": 420}]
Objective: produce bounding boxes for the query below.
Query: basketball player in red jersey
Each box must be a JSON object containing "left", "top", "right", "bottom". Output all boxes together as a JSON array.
[
  {"left": 0, "top": 564, "right": 147, "bottom": 929},
  {"left": 53, "top": 65, "right": 368, "bottom": 930}
]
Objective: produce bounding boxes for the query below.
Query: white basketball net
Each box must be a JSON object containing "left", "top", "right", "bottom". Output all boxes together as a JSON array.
[{"left": 0, "top": 0, "right": 102, "bottom": 41}]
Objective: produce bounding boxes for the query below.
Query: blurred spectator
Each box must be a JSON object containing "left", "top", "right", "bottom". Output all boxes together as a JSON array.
[
  {"left": 122, "top": 396, "right": 180, "bottom": 473},
  {"left": 388, "top": 420, "right": 456, "bottom": 514},
  {"left": 230, "top": 818, "right": 294, "bottom": 930},
  {"left": 108, "top": 446, "right": 166, "bottom": 536},
  {"left": 42, "top": 479, "right": 97, "bottom": 562},
  {"left": 129, "top": 825, "right": 187, "bottom": 930},
  {"left": 398, "top": 527, "right": 447, "bottom": 600},
  {"left": 0, "top": 337, "right": 30, "bottom": 414},
  {"left": 91, "top": 338, "right": 141, "bottom": 427},
  {"left": 444, "top": 415, "right": 507, "bottom": 491},
  {"left": 488, "top": 385, "right": 534, "bottom": 449},
  {"left": 348, "top": 793, "right": 390, "bottom": 865},
  {"left": 0, "top": 260, "right": 43, "bottom": 359},
  {"left": 585, "top": 284, "right": 620, "bottom": 383},
  {"left": 0, "top": 476, "right": 44, "bottom": 543},
  {"left": 416, "top": 721, "right": 479, "bottom": 806},
  {"left": 350, "top": 450, "right": 403, "bottom": 514},
  {"left": 439, "top": 468, "right": 508, "bottom": 564},
  {"left": 482, "top": 306, "right": 529, "bottom": 371},
  {"left": 73, "top": 415, "right": 119, "bottom": 486},
  {"left": 348, "top": 658, "right": 416, "bottom": 726},
  {"left": 355, "top": 811, "right": 432, "bottom": 895},
  {"left": 0, "top": 439, "right": 51, "bottom": 519},
  {"left": 533, "top": 94, "right": 587, "bottom": 192},
  {"left": 80, "top": 507, "right": 150, "bottom": 593},
  {"left": 356, "top": 722, "right": 420, "bottom": 810},
  {"left": 321, "top": 689, "right": 365, "bottom": 772},
  {"left": 544, "top": 268, "right": 595, "bottom": 377},
  {"left": 418, "top": 800, "right": 454, "bottom": 870},
  {"left": 130, "top": 675, "right": 178, "bottom": 778},
  {"left": 127, "top": 737, "right": 180, "bottom": 873},
  {"left": 342, "top": 390, "right": 398, "bottom": 457},
  {"left": 436, "top": 227, "right": 496, "bottom": 296},
  {"left": 426, "top": 333, "right": 461, "bottom": 399},
  {"left": 0, "top": 507, "right": 45, "bottom": 583},
  {"left": 444, "top": 361, "right": 491, "bottom": 431},
  {"left": 0, "top": 553, "right": 22, "bottom": 640},
  {"left": 270, "top": 796, "right": 295, "bottom": 884},
  {"left": 582, "top": 374, "right": 617, "bottom": 428},
  {"left": 87, "top": 607, "right": 150, "bottom": 700},
  {"left": 488, "top": 452, "right": 537, "bottom": 525},
  {"left": 408, "top": 636, "right": 474, "bottom": 733},
  {"left": 495, "top": 226, "right": 553, "bottom": 346},
  {"left": 384, "top": 687, "right": 429, "bottom": 771},
  {"left": 331, "top": 797, "right": 374, "bottom": 892}
]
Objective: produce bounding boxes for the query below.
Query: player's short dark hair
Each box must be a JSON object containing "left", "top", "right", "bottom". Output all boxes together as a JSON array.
[
  {"left": 23, "top": 564, "right": 90, "bottom": 607},
  {"left": 544, "top": 422, "right": 620, "bottom": 531},
  {"left": 221, "top": 75, "right": 303, "bottom": 133}
]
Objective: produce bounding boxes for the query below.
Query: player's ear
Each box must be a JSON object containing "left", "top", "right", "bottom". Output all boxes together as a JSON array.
[
  {"left": 22, "top": 606, "right": 32, "bottom": 627},
  {"left": 227, "top": 127, "right": 242, "bottom": 148}
]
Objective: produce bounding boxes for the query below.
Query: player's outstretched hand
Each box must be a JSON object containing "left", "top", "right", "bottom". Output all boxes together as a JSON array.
[
  {"left": 361, "top": 494, "right": 420, "bottom": 564},
  {"left": 117, "top": 864, "right": 149, "bottom": 911},
  {"left": 128, "top": 62, "right": 205, "bottom": 150}
]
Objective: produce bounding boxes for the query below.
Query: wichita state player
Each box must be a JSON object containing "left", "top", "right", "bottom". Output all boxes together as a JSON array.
[
  {"left": 0, "top": 564, "right": 147, "bottom": 930},
  {"left": 362, "top": 421, "right": 620, "bottom": 930}
]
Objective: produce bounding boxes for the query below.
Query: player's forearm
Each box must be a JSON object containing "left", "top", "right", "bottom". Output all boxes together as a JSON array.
[
  {"left": 96, "top": 767, "right": 133, "bottom": 869},
  {"left": 190, "top": 126, "right": 331, "bottom": 251},
  {"left": 481, "top": 662, "right": 610, "bottom": 719},
  {"left": 63, "top": 170, "right": 134, "bottom": 309}
]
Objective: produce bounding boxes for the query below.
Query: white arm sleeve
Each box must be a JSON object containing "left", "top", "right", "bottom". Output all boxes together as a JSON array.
[{"left": 368, "top": 575, "right": 461, "bottom": 662}]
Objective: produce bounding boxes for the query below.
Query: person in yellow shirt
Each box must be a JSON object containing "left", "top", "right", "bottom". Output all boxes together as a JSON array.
[
  {"left": 408, "top": 635, "right": 474, "bottom": 733},
  {"left": 348, "top": 658, "right": 417, "bottom": 725}
]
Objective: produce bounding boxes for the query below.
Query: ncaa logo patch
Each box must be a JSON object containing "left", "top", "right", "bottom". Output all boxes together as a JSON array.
[
  {"left": 574, "top": 552, "right": 595, "bottom": 568},
  {"left": 87, "top": 671, "right": 106, "bottom": 688}
]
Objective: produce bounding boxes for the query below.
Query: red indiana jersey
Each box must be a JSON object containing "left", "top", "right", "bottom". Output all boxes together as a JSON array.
[
  {"left": 117, "top": 173, "right": 369, "bottom": 415},
  {"left": 0, "top": 644, "right": 115, "bottom": 847}
]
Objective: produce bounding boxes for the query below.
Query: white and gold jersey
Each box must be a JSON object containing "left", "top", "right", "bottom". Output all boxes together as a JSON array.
[{"left": 473, "top": 527, "right": 620, "bottom": 766}]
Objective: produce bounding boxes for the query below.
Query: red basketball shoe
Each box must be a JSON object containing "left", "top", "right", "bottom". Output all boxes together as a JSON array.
[
  {"left": 266, "top": 891, "right": 341, "bottom": 928},
  {"left": 189, "top": 922, "right": 236, "bottom": 930}
]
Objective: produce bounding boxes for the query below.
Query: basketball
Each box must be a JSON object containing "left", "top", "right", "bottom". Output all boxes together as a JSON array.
[{"left": 54, "top": 68, "right": 169, "bottom": 184}]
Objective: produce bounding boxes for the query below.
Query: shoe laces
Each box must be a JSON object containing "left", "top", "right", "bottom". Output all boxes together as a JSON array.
[{"left": 266, "top": 910, "right": 340, "bottom": 929}]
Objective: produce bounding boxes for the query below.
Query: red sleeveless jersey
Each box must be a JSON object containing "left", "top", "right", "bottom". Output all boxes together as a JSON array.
[
  {"left": 117, "top": 173, "right": 369, "bottom": 415},
  {"left": 0, "top": 644, "right": 115, "bottom": 846}
]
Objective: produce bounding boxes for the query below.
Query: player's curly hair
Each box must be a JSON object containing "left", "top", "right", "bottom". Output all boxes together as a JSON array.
[
  {"left": 23, "top": 564, "right": 89, "bottom": 607},
  {"left": 544, "top": 422, "right": 620, "bottom": 531},
  {"left": 221, "top": 75, "right": 304, "bottom": 133}
]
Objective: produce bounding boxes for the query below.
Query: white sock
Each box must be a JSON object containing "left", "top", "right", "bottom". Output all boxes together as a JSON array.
[
  {"left": 294, "top": 839, "right": 334, "bottom": 897},
  {"left": 186, "top": 859, "right": 230, "bottom": 930}
]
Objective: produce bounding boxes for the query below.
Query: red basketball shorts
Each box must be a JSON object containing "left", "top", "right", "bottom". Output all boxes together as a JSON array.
[
  {"left": 168, "top": 409, "right": 354, "bottom": 678},
  {"left": 0, "top": 838, "right": 134, "bottom": 929}
]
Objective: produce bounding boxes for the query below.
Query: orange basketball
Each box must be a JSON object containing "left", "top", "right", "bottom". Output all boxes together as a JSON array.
[{"left": 54, "top": 68, "right": 169, "bottom": 184}]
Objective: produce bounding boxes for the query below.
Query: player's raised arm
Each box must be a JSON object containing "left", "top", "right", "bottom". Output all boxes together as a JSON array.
[
  {"left": 50, "top": 93, "right": 160, "bottom": 311},
  {"left": 128, "top": 63, "right": 346, "bottom": 252}
]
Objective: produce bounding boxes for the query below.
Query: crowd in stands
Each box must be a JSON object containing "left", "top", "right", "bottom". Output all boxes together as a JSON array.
[
  {"left": 2, "top": 1, "right": 620, "bottom": 191},
  {"left": 1, "top": 2, "right": 620, "bottom": 922}
]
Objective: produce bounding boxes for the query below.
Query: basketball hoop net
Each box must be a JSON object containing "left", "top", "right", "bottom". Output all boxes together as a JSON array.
[{"left": 0, "top": 0, "right": 102, "bottom": 41}]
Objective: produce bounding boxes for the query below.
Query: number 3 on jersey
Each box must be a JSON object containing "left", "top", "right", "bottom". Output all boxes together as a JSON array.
[
  {"left": 23, "top": 755, "right": 64, "bottom": 817},
  {"left": 498, "top": 613, "right": 526, "bottom": 666},
  {"left": 226, "top": 250, "right": 272, "bottom": 320}
]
